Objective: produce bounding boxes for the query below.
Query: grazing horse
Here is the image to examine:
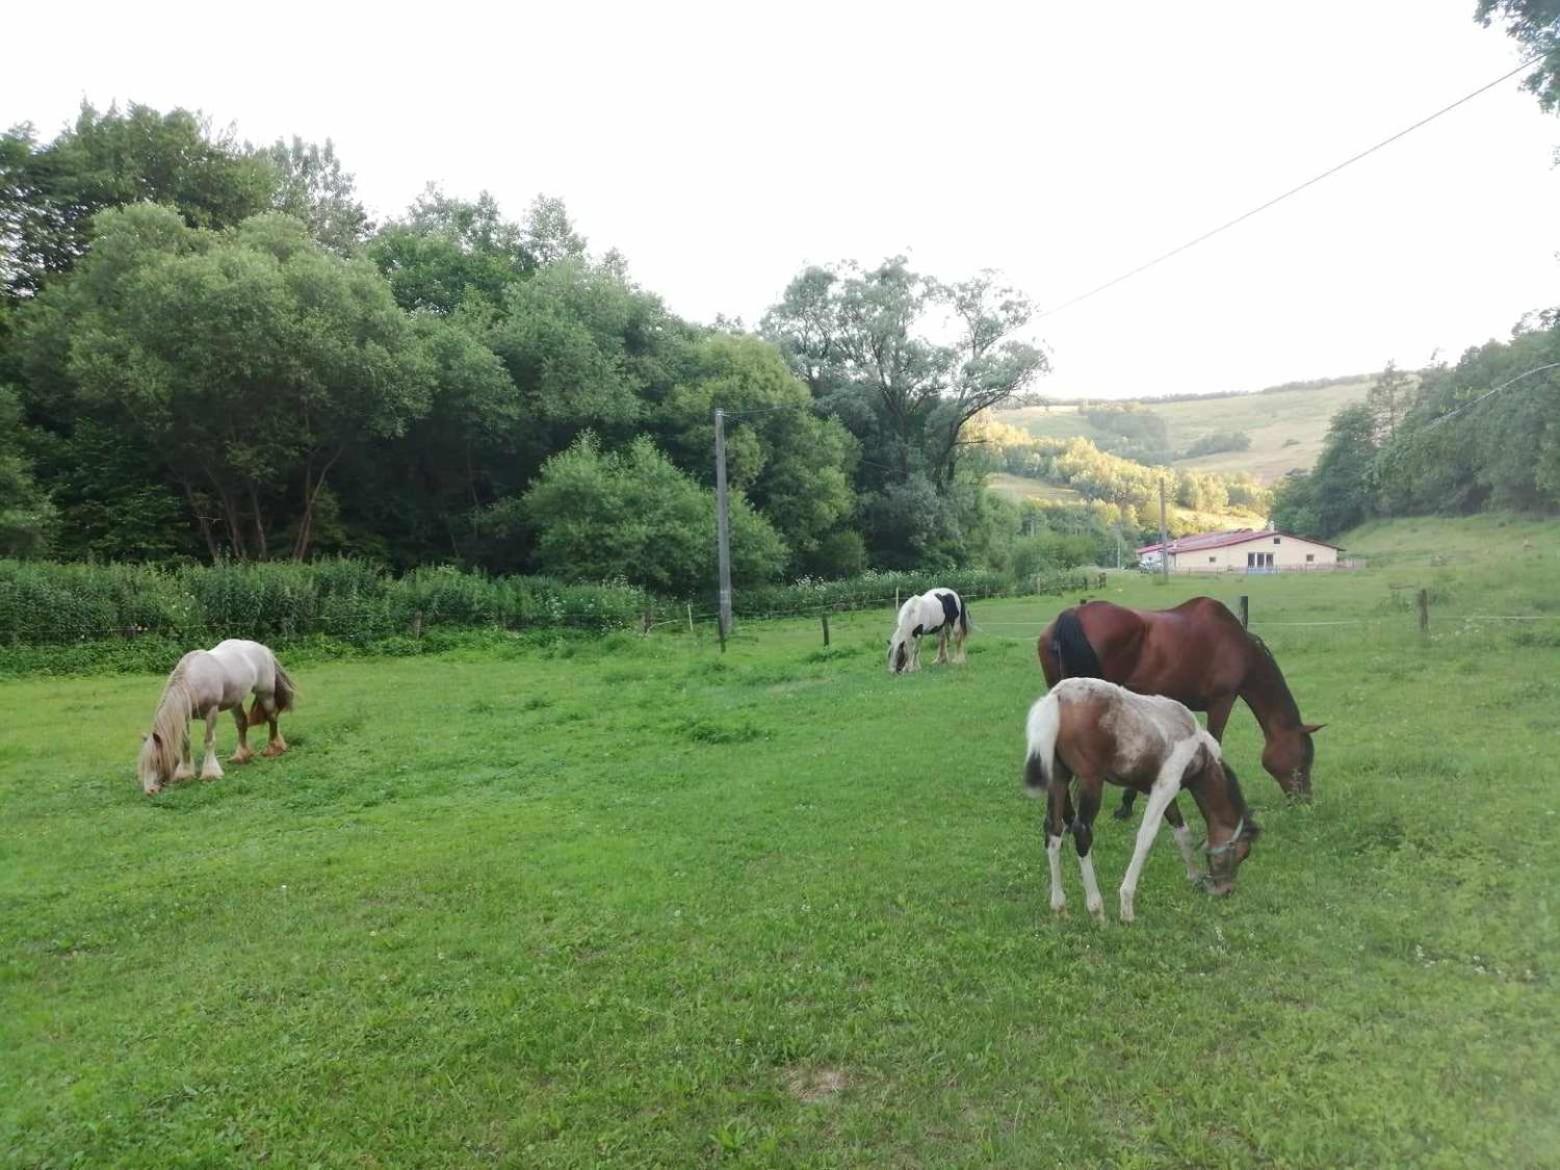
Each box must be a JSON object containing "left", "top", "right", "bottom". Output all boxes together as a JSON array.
[
  {"left": 1023, "top": 677, "right": 1259, "bottom": 922},
  {"left": 887, "top": 588, "right": 970, "bottom": 674},
  {"left": 1038, "top": 597, "right": 1322, "bottom": 819},
  {"left": 136, "top": 639, "right": 296, "bottom": 795}
]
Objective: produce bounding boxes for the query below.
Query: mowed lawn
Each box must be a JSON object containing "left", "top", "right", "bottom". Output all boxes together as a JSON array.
[{"left": 4, "top": 522, "right": 1559, "bottom": 1167}]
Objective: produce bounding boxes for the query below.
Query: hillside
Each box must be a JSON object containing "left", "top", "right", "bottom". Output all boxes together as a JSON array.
[
  {"left": 986, "top": 472, "right": 1265, "bottom": 537},
  {"left": 997, "top": 376, "right": 1376, "bottom": 482}
]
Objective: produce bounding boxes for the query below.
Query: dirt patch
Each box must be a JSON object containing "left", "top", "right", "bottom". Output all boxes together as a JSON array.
[{"left": 785, "top": 1066, "right": 847, "bottom": 1103}]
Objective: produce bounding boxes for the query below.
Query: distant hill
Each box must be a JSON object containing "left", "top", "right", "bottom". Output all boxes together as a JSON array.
[{"left": 996, "top": 374, "right": 1380, "bottom": 483}]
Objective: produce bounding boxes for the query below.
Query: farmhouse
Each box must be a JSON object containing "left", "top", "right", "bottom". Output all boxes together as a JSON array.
[{"left": 1136, "top": 528, "right": 1342, "bottom": 573}]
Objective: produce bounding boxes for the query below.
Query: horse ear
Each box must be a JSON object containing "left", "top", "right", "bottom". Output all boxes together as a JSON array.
[
  {"left": 1300, "top": 723, "right": 1325, "bottom": 735},
  {"left": 151, "top": 731, "right": 163, "bottom": 747}
]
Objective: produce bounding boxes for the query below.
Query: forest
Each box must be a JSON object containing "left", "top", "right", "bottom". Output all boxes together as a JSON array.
[
  {"left": 0, "top": 103, "right": 1054, "bottom": 590},
  {"left": 3, "top": 94, "right": 1557, "bottom": 597}
]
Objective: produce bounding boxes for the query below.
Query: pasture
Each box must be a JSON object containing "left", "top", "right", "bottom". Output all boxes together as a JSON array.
[
  {"left": 997, "top": 377, "right": 1376, "bottom": 482},
  {"left": 3, "top": 517, "right": 1558, "bottom": 1168}
]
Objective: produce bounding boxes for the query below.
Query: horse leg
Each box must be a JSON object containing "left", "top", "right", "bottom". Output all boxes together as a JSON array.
[
  {"left": 1044, "top": 770, "right": 1075, "bottom": 914},
  {"left": 1206, "top": 694, "right": 1236, "bottom": 743},
  {"left": 172, "top": 722, "right": 195, "bottom": 783},
  {"left": 253, "top": 698, "right": 287, "bottom": 756},
  {"left": 1113, "top": 789, "right": 1138, "bottom": 821},
  {"left": 230, "top": 707, "right": 255, "bottom": 764},
  {"left": 1072, "top": 776, "right": 1106, "bottom": 921},
  {"left": 198, "top": 708, "right": 224, "bottom": 780},
  {"left": 1163, "top": 799, "right": 1204, "bottom": 885},
  {"left": 935, "top": 627, "right": 949, "bottom": 664},
  {"left": 1118, "top": 776, "right": 1182, "bottom": 923}
]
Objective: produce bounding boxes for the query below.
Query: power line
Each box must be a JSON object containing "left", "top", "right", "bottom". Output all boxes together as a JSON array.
[
  {"left": 1037, "top": 53, "right": 1545, "bottom": 320},
  {"left": 1424, "top": 360, "right": 1560, "bottom": 429}
]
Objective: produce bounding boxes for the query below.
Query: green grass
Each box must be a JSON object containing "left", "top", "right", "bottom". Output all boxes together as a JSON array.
[
  {"left": 999, "top": 378, "right": 1378, "bottom": 482},
  {"left": 4, "top": 518, "right": 1559, "bottom": 1168}
]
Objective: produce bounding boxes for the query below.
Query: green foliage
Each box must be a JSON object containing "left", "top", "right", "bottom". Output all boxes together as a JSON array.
[
  {"left": 1, "top": 102, "right": 274, "bottom": 297},
  {"left": 20, "top": 205, "right": 434, "bottom": 559},
  {"left": 0, "top": 385, "right": 55, "bottom": 556},
  {"left": 257, "top": 136, "right": 372, "bottom": 253},
  {"left": 0, "top": 558, "right": 650, "bottom": 646},
  {"left": 1181, "top": 429, "right": 1252, "bottom": 457},
  {"left": 1477, "top": 0, "right": 1560, "bottom": 111},
  {"left": 521, "top": 433, "right": 788, "bottom": 596},
  {"left": 731, "top": 566, "right": 1016, "bottom": 618},
  {"left": 1081, "top": 404, "right": 1173, "bottom": 462}
]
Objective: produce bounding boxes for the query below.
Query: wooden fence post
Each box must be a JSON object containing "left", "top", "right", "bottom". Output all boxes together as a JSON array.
[
  {"left": 411, "top": 610, "right": 423, "bottom": 639},
  {"left": 1238, "top": 595, "right": 1249, "bottom": 629},
  {"left": 686, "top": 602, "right": 694, "bottom": 633},
  {"left": 1417, "top": 588, "right": 1429, "bottom": 636},
  {"left": 821, "top": 613, "right": 831, "bottom": 646},
  {"left": 894, "top": 588, "right": 900, "bottom": 613}
]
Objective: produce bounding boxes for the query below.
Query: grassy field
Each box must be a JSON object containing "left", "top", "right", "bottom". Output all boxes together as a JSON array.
[
  {"left": 998, "top": 378, "right": 1377, "bottom": 482},
  {"left": 4, "top": 516, "right": 1559, "bottom": 1168}
]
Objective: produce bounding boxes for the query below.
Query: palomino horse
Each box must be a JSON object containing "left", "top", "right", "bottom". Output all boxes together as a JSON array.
[
  {"left": 136, "top": 639, "right": 296, "bottom": 795},
  {"left": 1038, "top": 597, "right": 1321, "bottom": 819},
  {"left": 888, "top": 588, "right": 970, "bottom": 674},
  {"left": 1024, "top": 677, "right": 1259, "bottom": 922}
]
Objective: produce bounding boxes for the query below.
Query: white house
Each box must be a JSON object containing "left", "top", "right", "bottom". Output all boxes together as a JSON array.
[{"left": 1136, "top": 528, "right": 1343, "bottom": 573}]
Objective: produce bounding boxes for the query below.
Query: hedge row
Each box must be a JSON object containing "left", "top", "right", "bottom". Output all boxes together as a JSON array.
[{"left": 0, "top": 560, "right": 1103, "bottom": 647}]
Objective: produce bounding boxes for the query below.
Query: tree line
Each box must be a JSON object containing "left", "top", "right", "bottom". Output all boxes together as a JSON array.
[
  {"left": 0, "top": 103, "right": 1047, "bottom": 591},
  {"left": 1272, "top": 342, "right": 1560, "bottom": 538}
]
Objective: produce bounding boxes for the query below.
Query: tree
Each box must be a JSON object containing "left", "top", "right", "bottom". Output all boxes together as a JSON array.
[
  {"left": 22, "top": 205, "right": 434, "bottom": 559},
  {"left": 258, "top": 136, "right": 371, "bottom": 253},
  {"left": 762, "top": 258, "right": 1047, "bottom": 492},
  {"left": 0, "top": 385, "right": 56, "bottom": 556},
  {"left": 1365, "top": 361, "right": 1413, "bottom": 442},
  {"left": 520, "top": 433, "right": 787, "bottom": 595},
  {"left": 1, "top": 103, "right": 274, "bottom": 299},
  {"left": 1306, "top": 404, "right": 1379, "bottom": 536},
  {"left": 1476, "top": 1, "right": 1560, "bottom": 111},
  {"left": 656, "top": 334, "right": 858, "bottom": 570},
  {"left": 368, "top": 186, "right": 535, "bottom": 315}
]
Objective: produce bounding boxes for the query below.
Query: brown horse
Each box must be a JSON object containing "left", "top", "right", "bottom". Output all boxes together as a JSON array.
[
  {"left": 1037, "top": 597, "right": 1321, "bottom": 819},
  {"left": 1024, "top": 677, "right": 1259, "bottom": 922}
]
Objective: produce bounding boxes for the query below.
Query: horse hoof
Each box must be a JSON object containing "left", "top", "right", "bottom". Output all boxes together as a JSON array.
[
  {"left": 200, "top": 768, "right": 223, "bottom": 782},
  {"left": 231, "top": 751, "right": 254, "bottom": 765},
  {"left": 1112, "top": 805, "right": 1134, "bottom": 821},
  {"left": 262, "top": 744, "right": 286, "bottom": 758}
]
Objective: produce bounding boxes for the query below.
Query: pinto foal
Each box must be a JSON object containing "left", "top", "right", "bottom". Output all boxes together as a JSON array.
[{"left": 1023, "top": 678, "right": 1259, "bottom": 922}]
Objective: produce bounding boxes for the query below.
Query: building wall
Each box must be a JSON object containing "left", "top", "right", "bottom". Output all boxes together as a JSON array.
[{"left": 1173, "top": 535, "right": 1338, "bottom": 571}]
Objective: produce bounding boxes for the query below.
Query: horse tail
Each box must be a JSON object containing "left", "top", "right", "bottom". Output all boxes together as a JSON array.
[
  {"left": 959, "top": 594, "right": 970, "bottom": 636},
  {"left": 1023, "top": 692, "right": 1060, "bottom": 798},
  {"left": 272, "top": 656, "right": 298, "bottom": 714},
  {"left": 1052, "top": 608, "right": 1103, "bottom": 679}
]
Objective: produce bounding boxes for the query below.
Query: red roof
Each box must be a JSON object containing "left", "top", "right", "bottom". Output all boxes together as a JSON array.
[{"left": 1136, "top": 528, "right": 1343, "bottom": 555}]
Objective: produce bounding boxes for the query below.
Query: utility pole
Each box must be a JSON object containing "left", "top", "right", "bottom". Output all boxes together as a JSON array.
[
  {"left": 1158, "top": 478, "right": 1170, "bottom": 583},
  {"left": 713, "top": 407, "right": 733, "bottom": 645}
]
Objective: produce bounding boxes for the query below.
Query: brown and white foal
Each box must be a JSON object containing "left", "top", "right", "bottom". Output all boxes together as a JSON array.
[{"left": 1023, "top": 678, "right": 1259, "bottom": 922}]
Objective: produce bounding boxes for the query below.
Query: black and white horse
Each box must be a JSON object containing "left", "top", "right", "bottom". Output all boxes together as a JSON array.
[{"left": 888, "top": 588, "right": 970, "bottom": 674}]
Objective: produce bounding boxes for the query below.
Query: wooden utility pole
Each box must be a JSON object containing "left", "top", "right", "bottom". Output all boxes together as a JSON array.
[
  {"left": 713, "top": 408, "right": 733, "bottom": 647},
  {"left": 1158, "top": 479, "right": 1170, "bottom": 583},
  {"left": 1238, "top": 594, "right": 1249, "bottom": 629},
  {"left": 1417, "top": 588, "right": 1429, "bottom": 636}
]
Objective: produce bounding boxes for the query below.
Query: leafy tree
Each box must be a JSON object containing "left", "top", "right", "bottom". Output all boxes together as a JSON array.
[
  {"left": 762, "top": 258, "right": 1047, "bottom": 493},
  {"left": 1269, "top": 470, "right": 1322, "bottom": 538},
  {"left": 369, "top": 186, "right": 535, "bottom": 315},
  {"left": 0, "top": 385, "right": 56, "bottom": 556},
  {"left": 21, "top": 205, "right": 433, "bottom": 559},
  {"left": 656, "top": 334, "right": 857, "bottom": 570},
  {"left": 520, "top": 433, "right": 786, "bottom": 595},
  {"left": 258, "top": 136, "right": 371, "bottom": 253},
  {"left": 1476, "top": 1, "right": 1560, "bottom": 111},
  {"left": 1305, "top": 404, "right": 1378, "bottom": 536},
  {"left": 1, "top": 103, "right": 274, "bottom": 298},
  {"left": 1365, "top": 361, "right": 1413, "bottom": 442}
]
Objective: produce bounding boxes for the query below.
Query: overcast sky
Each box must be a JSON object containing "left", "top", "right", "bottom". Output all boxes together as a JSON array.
[{"left": 6, "top": 0, "right": 1558, "bottom": 398}]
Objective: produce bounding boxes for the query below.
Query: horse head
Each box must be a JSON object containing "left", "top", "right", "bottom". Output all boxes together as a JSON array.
[
  {"left": 887, "top": 635, "right": 910, "bottom": 674},
  {"left": 1261, "top": 722, "right": 1324, "bottom": 800},
  {"left": 1201, "top": 758, "right": 1261, "bottom": 895}
]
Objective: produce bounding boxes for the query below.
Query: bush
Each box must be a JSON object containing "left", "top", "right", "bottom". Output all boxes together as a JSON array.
[{"left": 0, "top": 559, "right": 648, "bottom": 646}]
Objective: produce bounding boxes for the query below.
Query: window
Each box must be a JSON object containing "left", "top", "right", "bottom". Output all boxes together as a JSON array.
[
  {"left": 1306, "top": 553, "right": 1315, "bottom": 563},
  {"left": 1209, "top": 556, "right": 1217, "bottom": 563},
  {"left": 1273, "top": 536, "right": 1281, "bottom": 544}
]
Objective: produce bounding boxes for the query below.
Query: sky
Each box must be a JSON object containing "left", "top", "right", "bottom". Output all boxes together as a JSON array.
[{"left": 6, "top": 0, "right": 1559, "bottom": 399}]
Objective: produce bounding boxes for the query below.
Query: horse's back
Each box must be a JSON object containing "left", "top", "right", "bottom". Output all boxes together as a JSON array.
[{"left": 209, "top": 639, "right": 275, "bottom": 695}]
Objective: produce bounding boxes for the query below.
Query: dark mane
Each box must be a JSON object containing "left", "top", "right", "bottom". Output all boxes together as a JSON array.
[{"left": 1220, "top": 760, "right": 1261, "bottom": 839}]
